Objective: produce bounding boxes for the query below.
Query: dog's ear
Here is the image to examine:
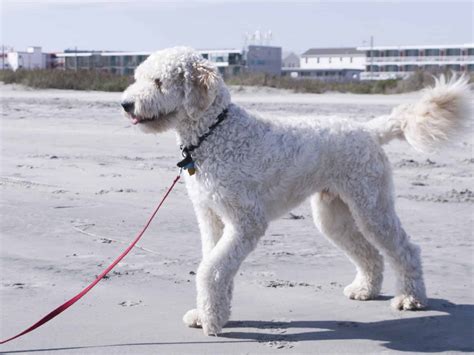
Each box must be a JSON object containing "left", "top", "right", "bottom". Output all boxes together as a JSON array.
[{"left": 183, "top": 60, "right": 220, "bottom": 119}]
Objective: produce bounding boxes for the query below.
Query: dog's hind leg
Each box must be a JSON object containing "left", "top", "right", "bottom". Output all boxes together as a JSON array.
[
  {"left": 341, "top": 166, "right": 427, "bottom": 310},
  {"left": 311, "top": 192, "right": 384, "bottom": 300}
]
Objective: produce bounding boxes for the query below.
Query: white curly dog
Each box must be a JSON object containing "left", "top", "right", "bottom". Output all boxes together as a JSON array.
[{"left": 121, "top": 47, "right": 470, "bottom": 336}]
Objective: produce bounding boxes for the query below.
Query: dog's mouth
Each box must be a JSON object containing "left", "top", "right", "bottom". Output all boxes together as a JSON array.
[{"left": 128, "top": 114, "right": 156, "bottom": 125}]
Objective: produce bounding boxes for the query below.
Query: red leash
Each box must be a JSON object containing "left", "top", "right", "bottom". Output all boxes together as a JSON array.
[{"left": 1, "top": 173, "right": 181, "bottom": 345}]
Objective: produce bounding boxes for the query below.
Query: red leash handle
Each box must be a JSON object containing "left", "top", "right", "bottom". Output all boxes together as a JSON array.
[{"left": 1, "top": 174, "right": 181, "bottom": 345}]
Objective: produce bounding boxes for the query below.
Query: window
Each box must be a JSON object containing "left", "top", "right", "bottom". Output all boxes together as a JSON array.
[
  {"left": 405, "top": 49, "right": 419, "bottom": 57},
  {"left": 446, "top": 64, "right": 461, "bottom": 71},
  {"left": 350, "top": 57, "right": 353, "bottom": 63},
  {"left": 446, "top": 48, "right": 461, "bottom": 56},
  {"left": 425, "top": 49, "right": 440, "bottom": 56},
  {"left": 110, "top": 56, "right": 119, "bottom": 66},
  {"left": 228, "top": 53, "right": 241, "bottom": 65},
  {"left": 368, "top": 50, "right": 379, "bottom": 58},
  {"left": 317, "top": 57, "right": 320, "bottom": 63},
  {"left": 340, "top": 57, "right": 343, "bottom": 62},
  {"left": 66, "top": 57, "right": 76, "bottom": 69},
  {"left": 424, "top": 64, "right": 440, "bottom": 71},
  {"left": 328, "top": 57, "right": 332, "bottom": 63},
  {"left": 78, "top": 56, "right": 89, "bottom": 67}
]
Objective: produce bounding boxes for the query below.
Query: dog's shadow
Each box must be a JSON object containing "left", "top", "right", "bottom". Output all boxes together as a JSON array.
[
  {"left": 3, "top": 298, "right": 472, "bottom": 353},
  {"left": 222, "top": 298, "right": 473, "bottom": 352}
]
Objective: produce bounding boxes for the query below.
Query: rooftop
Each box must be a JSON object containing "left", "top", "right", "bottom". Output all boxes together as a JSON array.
[
  {"left": 55, "top": 48, "right": 243, "bottom": 57},
  {"left": 302, "top": 47, "right": 362, "bottom": 56},
  {"left": 357, "top": 43, "right": 474, "bottom": 51}
]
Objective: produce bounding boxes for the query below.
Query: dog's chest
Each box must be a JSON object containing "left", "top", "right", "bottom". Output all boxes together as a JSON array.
[{"left": 184, "top": 173, "right": 224, "bottom": 208}]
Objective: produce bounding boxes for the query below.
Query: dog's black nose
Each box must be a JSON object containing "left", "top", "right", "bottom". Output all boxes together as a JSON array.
[{"left": 121, "top": 101, "right": 135, "bottom": 113}]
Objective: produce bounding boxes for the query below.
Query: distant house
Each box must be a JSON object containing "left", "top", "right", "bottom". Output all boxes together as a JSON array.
[
  {"left": 282, "top": 52, "right": 300, "bottom": 69},
  {"left": 282, "top": 47, "right": 365, "bottom": 81}
]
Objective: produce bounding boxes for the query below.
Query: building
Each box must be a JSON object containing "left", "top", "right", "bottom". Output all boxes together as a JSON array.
[
  {"left": 282, "top": 52, "right": 300, "bottom": 69},
  {"left": 245, "top": 45, "right": 282, "bottom": 75},
  {"left": 55, "top": 49, "right": 243, "bottom": 76},
  {"left": 282, "top": 47, "right": 365, "bottom": 81},
  {"left": 199, "top": 49, "right": 244, "bottom": 77},
  {"left": 357, "top": 43, "right": 474, "bottom": 80},
  {"left": 1, "top": 52, "right": 10, "bottom": 70},
  {"left": 55, "top": 45, "right": 281, "bottom": 77},
  {"left": 2, "top": 46, "right": 54, "bottom": 71},
  {"left": 55, "top": 50, "right": 152, "bottom": 75}
]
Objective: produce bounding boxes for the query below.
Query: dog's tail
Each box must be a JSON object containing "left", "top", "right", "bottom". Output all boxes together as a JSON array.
[{"left": 366, "top": 74, "right": 471, "bottom": 152}]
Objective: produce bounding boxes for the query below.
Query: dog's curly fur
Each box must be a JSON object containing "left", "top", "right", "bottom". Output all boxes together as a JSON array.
[{"left": 121, "top": 47, "right": 471, "bottom": 336}]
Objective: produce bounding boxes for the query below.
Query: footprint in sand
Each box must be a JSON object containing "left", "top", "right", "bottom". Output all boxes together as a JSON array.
[
  {"left": 118, "top": 300, "right": 143, "bottom": 307},
  {"left": 260, "top": 320, "right": 294, "bottom": 350}
]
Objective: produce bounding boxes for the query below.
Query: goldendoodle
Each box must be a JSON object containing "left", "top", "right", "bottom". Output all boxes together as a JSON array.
[{"left": 121, "top": 47, "right": 470, "bottom": 336}]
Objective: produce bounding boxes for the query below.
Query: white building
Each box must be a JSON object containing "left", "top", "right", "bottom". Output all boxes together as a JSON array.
[
  {"left": 300, "top": 47, "right": 365, "bottom": 70},
  {"left": 282, "top": 47, "right": 365, "bottom": 81},
  {"left": 199, "top": 48, "right": 244, "bottom": 76},
  {"left": 357, "top": 43, "right": 474, "bottom": 80},
  {"left": 4, "top": 46, "right": 53, "bottom": 71}
]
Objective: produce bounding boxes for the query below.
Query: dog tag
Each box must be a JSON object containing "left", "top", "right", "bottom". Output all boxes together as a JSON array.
[{"left": 177, "top": 151, "right": 196, "bottom": 176}]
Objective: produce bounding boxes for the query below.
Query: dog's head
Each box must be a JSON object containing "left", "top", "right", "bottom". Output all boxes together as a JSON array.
[{"left": 121, "top": 47, "right": 223, "bottom": 133}]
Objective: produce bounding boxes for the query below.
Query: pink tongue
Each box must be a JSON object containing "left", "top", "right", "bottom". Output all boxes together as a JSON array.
[{"left": 131, "top": 117, "right": 139, "bottom": 125}]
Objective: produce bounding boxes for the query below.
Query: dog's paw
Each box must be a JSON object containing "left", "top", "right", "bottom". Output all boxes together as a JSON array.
[
  {"left": 391, "top": 295, "right": 427, "bottom": 310},
  {"left": 202, "top": 320, "right": 222, "bottom": 336},
  {"left": 343, "top": 282, "right": 378, "bottom": 301},
  {"left": 183, "top": 308, "right": 201, "bottom": 328}
]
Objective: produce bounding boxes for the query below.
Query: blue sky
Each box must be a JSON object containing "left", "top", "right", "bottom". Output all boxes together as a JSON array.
[{"left": 2, "top": 1, "right": 473, "bottom": 54}]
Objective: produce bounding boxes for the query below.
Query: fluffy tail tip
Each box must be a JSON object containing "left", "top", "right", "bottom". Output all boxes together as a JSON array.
[{"left": 401, "top": 73, "right": 472, "bottom": 152}]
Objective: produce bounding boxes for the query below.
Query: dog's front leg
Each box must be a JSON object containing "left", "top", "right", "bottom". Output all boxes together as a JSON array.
[
  {"left": 183, "top": 206, "right": 224, "bottom": 329},
  {"left": 196, "top": 218, "right": 266, "bottom": 336}
]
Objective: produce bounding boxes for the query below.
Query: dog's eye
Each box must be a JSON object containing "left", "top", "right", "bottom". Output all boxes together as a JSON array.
[{"left": 154, "top": 79, "right": 162, "bottom": 90}]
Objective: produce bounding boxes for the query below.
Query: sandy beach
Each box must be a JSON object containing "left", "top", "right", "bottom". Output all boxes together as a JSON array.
[{"left": 1, "top": 83, "right": 473, "bottom": 354}]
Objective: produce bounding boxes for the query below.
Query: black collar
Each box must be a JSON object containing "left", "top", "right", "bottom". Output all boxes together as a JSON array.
[{"left": 177, "top": 108, "right": 229, "bottom": 174}]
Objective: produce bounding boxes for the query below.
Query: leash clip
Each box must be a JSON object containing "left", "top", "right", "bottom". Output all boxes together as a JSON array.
[{"left": 177, "top": 147, "right": 196, "bottom": 176}]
